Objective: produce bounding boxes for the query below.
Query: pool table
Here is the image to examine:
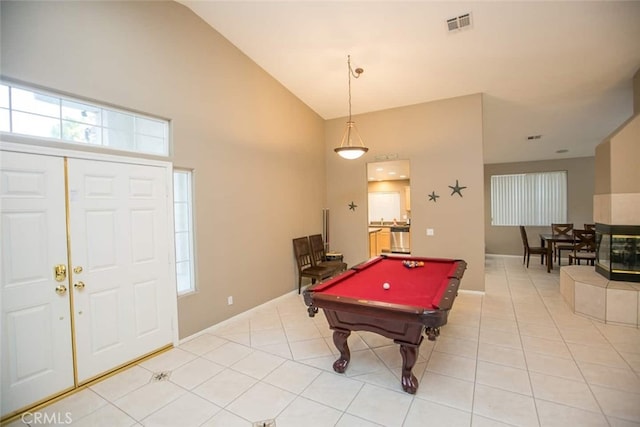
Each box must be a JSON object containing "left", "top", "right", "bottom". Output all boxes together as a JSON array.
[{"left": 303, "top": 255, "right": 467, "bottom": 394}]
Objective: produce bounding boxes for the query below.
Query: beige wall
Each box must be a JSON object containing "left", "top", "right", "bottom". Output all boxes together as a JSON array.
[
  {"left": 1, "top": 1, "right": 326, "bottom": 338},
  {"left": 609, "top": 115, "right": 640, "bottom": 195},
  {"left": 325, "top": 95, "right": 485, "bottom": 292},
  {"left": 594, "top": 141, "right": 611, "bottom": 195},
  {"left": 593, "top": 114, "right": 640, "bottom": 225},
  {"left": 594, "top": 65, "right": 639, "bottom": 226},
  {"left": 634, "top": 68, "right": 640, "bottom": 115},
  {"left": 484, "top": 157, "right": 595, "bottom": 255}
]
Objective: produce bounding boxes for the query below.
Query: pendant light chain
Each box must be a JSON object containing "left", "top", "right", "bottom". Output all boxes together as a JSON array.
[
  {"left": 347, "top": 55, "right": 362, "bottom": 122},
  {"left": 334, "top": 55, "right": 368, "bottom": 160},
  {"left": 348, "top": 56, "right": 353, "bottom": 122}
]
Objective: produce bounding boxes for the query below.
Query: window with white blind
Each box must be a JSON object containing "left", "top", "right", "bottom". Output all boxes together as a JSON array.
[
  {"left": 0, "top": 81, "right": 169, "bottom": 156},
  {"left": 491, "top": 171, "right": 567, "bottom": 226},
  {"left": 173, "top": 170, "right": 196, "bottom": 295}
]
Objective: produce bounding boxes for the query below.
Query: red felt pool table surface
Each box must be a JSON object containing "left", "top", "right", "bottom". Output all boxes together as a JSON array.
[{"left": 309, "top": 256, "right": 462, "bottom": 309}]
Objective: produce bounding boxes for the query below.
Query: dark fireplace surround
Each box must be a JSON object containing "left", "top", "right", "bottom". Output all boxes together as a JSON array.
[{"left": 595, "top": 223, "right": 640, "bottom": 282}]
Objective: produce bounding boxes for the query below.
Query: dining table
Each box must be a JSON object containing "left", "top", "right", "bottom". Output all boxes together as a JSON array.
[{"left": 539, "top": 233, "right": 575, "bottom": 273}]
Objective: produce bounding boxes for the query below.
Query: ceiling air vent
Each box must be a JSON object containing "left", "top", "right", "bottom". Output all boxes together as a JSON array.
[{"left": 447, "top": 13, "right": 472, "bottom": 32}]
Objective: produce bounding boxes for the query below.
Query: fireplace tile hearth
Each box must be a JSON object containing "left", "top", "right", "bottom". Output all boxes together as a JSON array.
[{"left": 561, "top": 265, "right": 640, "bottom": 328}]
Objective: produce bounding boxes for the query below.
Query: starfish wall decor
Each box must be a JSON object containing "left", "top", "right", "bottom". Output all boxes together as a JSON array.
[
  {"left": 428, "top": 191, "right": 440, "bottom": 202},
  {"left": 448, "top": 180, "right": 467, "bottom": 197},
  {"left": 348, "top": 201, "right": 358, "bottom": 211}
]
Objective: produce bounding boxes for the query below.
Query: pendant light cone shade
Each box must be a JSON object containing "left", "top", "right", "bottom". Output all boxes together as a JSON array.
[
  {"left": 335, "top": 121, "right": 368, "bottom": 159},
  {"left": 335, "top": 55, "right": 368, "bottom": 159}
]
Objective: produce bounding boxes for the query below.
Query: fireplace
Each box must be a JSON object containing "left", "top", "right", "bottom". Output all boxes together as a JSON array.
[{"left": 595, "top": 223, "right": 640, "bottom": 282}]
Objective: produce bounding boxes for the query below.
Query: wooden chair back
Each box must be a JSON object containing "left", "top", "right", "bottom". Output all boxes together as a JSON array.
[
  {"left": 568, "top": 229, "right": 596, "bottom": 266},
  {"left": 309, "top": 233, "right": 347, "bottom": 273},
  {"left": 519, "top": 225, "right": 530, "bottom": 249},
  {"left": 519, "top": 225, "right": 547, "bottom": 268},
  {"left": 308, "top": 234, "right": 327, "bottom": 266},
  {"left": 573, "top": 229, "right": 596, "bottom": 253},
  {"left": 293, "top": 237, "right": 314, "bottom": 271},
  {"left": 552, "top": 223, "right": 575, "bottom": 265},
  {"left": 552, "top": 223, "right": 573, "bottom": 237},
  {"left": 293, "top": 236, "right": 340, "bottom": 294}
]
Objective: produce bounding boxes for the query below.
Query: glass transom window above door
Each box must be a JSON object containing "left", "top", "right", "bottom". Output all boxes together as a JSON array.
[{"left": 0, "top": 81, "right": 169, "bottom": 157}]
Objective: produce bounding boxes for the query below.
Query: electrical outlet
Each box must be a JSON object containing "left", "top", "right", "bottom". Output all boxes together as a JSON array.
[
  {"left": 227, "top": 296, "right": 233, "bottom": 305},
  {"left": 426, "top": 228, "right": 434, "bottom": 236}
]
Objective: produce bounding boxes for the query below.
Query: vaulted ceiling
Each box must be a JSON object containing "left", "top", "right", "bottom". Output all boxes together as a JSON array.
[{"left": 178, "top": 1, "right": 640, "bottom": 164}]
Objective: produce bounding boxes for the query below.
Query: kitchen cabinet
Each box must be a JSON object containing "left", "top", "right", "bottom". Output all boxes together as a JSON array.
[
  {"left": 369, "top": 229, "right": 379, "bottom": 258},
  {"left": 405, "top": 186, "right": 411, "bottom": 211},
  {"left": 378, "top": 228, "right": 391, "bottom": 254}
]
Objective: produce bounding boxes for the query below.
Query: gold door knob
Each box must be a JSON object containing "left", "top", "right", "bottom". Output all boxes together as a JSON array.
[
  {"left": 55, "top": 285, "right": 67, "bottom": 295},
  {"left": 74, "top": 281, "right": 85, "bottom": 290},
  {"left": 73, "top": 266, "right": 83, "bottom": 274},
  {"left": 54, "top": 264, "right": 67, "bottom": 282}
]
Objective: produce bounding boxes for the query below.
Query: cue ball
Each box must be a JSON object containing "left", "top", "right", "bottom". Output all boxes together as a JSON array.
[{"left": 383, "top": 282, "right": 390, "bottom": 290}]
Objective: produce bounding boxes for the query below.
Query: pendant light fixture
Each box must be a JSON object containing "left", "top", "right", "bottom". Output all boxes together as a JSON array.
[{"left": 334, "top": 55, "right": 368, "bottom": 160}]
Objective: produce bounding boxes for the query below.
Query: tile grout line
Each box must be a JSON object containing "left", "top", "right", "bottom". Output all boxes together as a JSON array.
[
  {"left": 479, "top": 257, "right": 538, "bottom": 427},
  {"left": 527, "top": 264, "right": 613, "bottom": 425},
  {"left": 32, "top": 257, "right": 640, "bottom": 427},
  {"left": 510, "top": 261, "right": 548, "bottom": 427},
  {"left": 468, "top": 261, "right": 485, "bottom": 427}
]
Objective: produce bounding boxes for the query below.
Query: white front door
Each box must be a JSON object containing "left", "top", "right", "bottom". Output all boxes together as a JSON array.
[
  {"left": 1, "top": 151, "right": 74, "bottom": 416},
  {"left": 1, "top": 148, "right": 176, "bottom": 416},
  {"left": 68, "top": 158, "right": 173, "bottom": 383}
]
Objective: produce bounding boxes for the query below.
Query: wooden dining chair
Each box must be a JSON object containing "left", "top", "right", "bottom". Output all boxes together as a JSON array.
[
  {"left": 568, "top": 229, "right": 596, "bottom": 266},
  {"left": 584, "top": 223, "right": 596, "bottom": 231},
  {"left": 308, "top": 234, "right": 347, "bottom": 273},
  {"left": 292, "top": 237, "right": 337, "bottom": 294},
  {"left": 552, "top": 223, "right": 574, "bottom": 265},
  {"left": 519, "top": 226, "right": 547, "bottom": 268}
]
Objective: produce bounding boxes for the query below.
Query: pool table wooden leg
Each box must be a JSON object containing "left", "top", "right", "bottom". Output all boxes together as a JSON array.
[
  {"left": 331, "top": 329, "right": 351, "bottom": 373},
  {"left": 307, "top": 305, "right": 318, "bottom": 317},
  {"left": 399, "top": 342, "right": 420, "bottom": 394},
  {"left": 425, "top": 327, "right": 440, "bottom": 341}
]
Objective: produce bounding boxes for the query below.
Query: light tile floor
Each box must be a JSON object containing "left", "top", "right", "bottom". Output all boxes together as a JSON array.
[{"left": 15, "top": 255, "right": 640, "bottom": 426}]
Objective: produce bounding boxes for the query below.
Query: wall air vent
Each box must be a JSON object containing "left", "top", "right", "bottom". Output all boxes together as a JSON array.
[{"left": 447, "top": 13, "right": 472, "bottom": 32}]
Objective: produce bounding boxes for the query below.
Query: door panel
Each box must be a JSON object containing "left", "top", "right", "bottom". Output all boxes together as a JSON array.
[
  {"left": 88, "top": 289, "right": 122, "bottom": 353},
  {"left": 69, "top": 159, "right": 172, "bottom": 382},
  {"left": 1, "top": 151, "right": 74, "bottom": 417},
  {"left": 133, "top": 279, "right": 160, "bottom": 336},
  {"left": 85, "top": 210, "right": 118, "bottom": 271},
  {"left": 131, "top": 209, "right": 156, "bottom": 262}
]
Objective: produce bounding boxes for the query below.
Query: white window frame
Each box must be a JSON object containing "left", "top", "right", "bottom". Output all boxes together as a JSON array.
[
  {"left": 491, "top": 171, "right": 568, "bottom": 226},
  {"left": 173, "top": 169, "right": 196, "bottom": 295},
  {"left": 0, "top": 80, "right": 169, "bottom": 157}
]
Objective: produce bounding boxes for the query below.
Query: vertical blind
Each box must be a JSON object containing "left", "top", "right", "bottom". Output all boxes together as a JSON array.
[{"left": 491, "top": 171, "right": 567, "bottom": 226}]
